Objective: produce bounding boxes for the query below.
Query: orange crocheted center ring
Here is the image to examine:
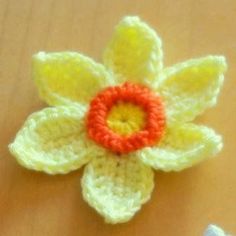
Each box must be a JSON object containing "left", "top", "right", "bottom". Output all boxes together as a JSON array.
[{"left": 86, "top": 82, "right": 166, "bottom": 154}]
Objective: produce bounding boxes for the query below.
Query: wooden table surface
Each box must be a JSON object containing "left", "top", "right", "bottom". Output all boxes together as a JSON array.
[{"left": 0, "top": 1, "right": 235, "bottom": 235}]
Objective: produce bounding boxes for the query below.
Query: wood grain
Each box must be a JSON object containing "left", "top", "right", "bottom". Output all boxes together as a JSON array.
[{"left": 0, "top": 0, "right": 235, "bottom": 235}]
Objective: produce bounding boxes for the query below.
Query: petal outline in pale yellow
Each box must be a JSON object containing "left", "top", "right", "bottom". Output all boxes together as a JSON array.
[
  {"left": 157, "top": 56, "right": 227, "bottom": 123},
  {"left": 103, "top": 16, "right": 163, "bottom": 86},
  {"left": 33, "top": 51, "right": 115, "bottom": 106},
  {"left": 137, "top": 123, "right": 223, "bottom": 171},
  {"left": 81, "top": 154, "right": 154, "bottom": 223},
  {"left": 9, "top": 105, "right": 104, "bottom": 174}
]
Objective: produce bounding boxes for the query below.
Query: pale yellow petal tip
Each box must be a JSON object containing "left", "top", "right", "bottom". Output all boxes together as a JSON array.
[
  {"left": 32, "top": 51, "right": 47, "bottom": 76},
  {"left": 138, "top": 124, "right": 223, "bottom": 172},
  {"left": 200, "top": 55, "right": 227, "bottom": 78},
  {"left": 33, "top": 51, "right": 47, "bottom": 61},
  {"left": 104, "top": 16, "right": 163, "bottom": 86},
  {"left": 8, "top": 142, "right": 42, "bottom": 174},
  {"left": 119, "top": 16, "right": 146, "bottom": 28},
  {"left": 8, "top": 106, "right": 93, "bottom": 175},
  {"left": 167, "top": 55, "right": 227, "bottom": 74},
  {"left": 8, "top": 143, "right": 18, "bottom": 163},
  {"left": 208, "top": 55, "right": 227, "bottom": 73},
  {"left": 118, "top": 15, "right": 162, "bottom": 43},
  {"left": 121, "top": 15, "right": 141, "bottom": 22},
  {"left": 9, "top": 141, "right": 44, "bottom": 174},
  {"left": 81, "top": 156, "right": 154, "bottom": 224},
  {"left": 32, "top": 51, "right": 114, "bottom": 106},
  {"left": 120, "top": 15, "right": 154, "bottom": 29},
  {"left": 213, "top": 133, "right": 223, "bottom": 153},
  {"left": 9, "top": 140, "right": 68, "bottom": 175}
]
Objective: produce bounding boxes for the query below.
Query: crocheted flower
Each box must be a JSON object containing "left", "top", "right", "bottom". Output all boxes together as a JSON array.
[{"left": 9, "top": 16, "right": 227, "bottom": 224}]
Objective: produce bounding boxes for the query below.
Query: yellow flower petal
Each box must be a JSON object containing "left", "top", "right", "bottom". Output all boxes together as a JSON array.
[
  {"left": 158, "top": 56, "right": 227, "bottom": 123},
  {"left": 103, "top": 16, "right": 163, "bottom": 86},
  {"left": 9, "top": 106, "right": 103, "bottom": 174},
  {"left": 137, "top": 123, "right": 223, "bottom": 171},
  {"left": 33, "top": 52, "right": 114, "bottom": 106},
  {"left": 81, "top": 154, "right": 154, "bottom": 223}
]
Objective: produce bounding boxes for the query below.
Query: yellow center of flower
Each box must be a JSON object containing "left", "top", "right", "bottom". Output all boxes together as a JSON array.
[{"left": 107, "top": 102, "right": 146, "bottom": 136}]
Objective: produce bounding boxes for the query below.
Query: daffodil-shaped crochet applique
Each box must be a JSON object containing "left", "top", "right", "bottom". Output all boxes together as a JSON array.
[{"left": 9, "top": 16, "right": 227, "bottom": 224}]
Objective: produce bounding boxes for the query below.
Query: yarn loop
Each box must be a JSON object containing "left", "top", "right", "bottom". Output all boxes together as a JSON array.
[{"left": 86, "top": 82, "right": 166, "bottom": 154}]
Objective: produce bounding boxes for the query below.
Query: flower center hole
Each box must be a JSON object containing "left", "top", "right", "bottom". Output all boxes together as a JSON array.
[{"left": 107, "top": 101, "right": 146, "bottom": 136}]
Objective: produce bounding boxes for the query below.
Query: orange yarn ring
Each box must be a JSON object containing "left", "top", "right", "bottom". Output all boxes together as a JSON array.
[{"left": 86, "top": 82, "right": 166, "bottom": 154}]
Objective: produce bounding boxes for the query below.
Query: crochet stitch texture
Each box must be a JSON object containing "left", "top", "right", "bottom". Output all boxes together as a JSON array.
[{"left": 9, "top": 16, "right": 227, "bottom": 224}]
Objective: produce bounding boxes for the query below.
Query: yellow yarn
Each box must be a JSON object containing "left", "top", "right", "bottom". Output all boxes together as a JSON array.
[
  {"left": 107, "top": 102, "right": 146, "bottom": 136},
  {"left": 137, "top": 123, "right": 223, "bottom": 171},
  {"left": 9, "top": 106, "right": 105, "bottom": 174},
  {"left": 82, "top": 154, "right": 154, "bottom": 224},
  {"left": 103, "top": 16, "right": 163, "bottom": 86},
  {"left": 9, "top": 16, "right": 227, "bottom": 224},
  {"left": 159, "top": 56, "right": 227, "bottom": 123},
  {"left": 33, "top": 52, "right": 115, "bottom": 106}
]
